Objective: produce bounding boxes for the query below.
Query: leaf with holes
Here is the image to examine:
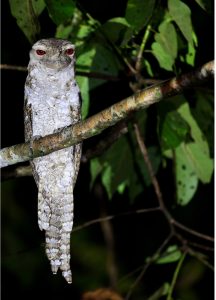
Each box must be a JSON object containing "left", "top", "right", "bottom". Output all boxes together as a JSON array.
[
  {"left": 177, "top": 102, "right": 209, "bottom": 156},
  {"left": 184, "top": 142, "right": 213, "bottom": 183},
  {"left": 191, "top": 90, "right": 214, "bottom": 155},
  {"left": 158, "top": 107, "right": 190, "bottom": 151},
  {"left": 175, "top": 143, "right": 199, "bottom": 205}
]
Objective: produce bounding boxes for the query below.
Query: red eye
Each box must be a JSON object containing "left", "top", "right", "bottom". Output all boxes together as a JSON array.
[
  {"left": 36, "top": 49, "right": 46, "bottom": 56},
  {"left": 65, "top": 48, "right": 74, "bottom": 55}
]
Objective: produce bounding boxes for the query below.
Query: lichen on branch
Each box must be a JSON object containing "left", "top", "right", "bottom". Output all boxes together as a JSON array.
[{"left": 0, "top": 60, "right": 214, "bottom": 168}]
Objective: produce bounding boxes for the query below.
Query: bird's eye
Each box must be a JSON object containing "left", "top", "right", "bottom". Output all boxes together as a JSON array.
[
  {"left": 36, "top": 49, "right": 46, "bottom": 56},
  {"left": 65, "top": 48, "right": 74, "bottom": 55}
]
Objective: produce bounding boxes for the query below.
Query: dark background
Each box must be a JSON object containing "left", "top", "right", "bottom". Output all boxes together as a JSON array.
[{"left": 1, "top": 0, "right": 214, "bottom": 299}]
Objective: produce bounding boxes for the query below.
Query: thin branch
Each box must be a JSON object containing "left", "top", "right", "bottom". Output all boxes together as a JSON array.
[
  {"left": 0, "top": 64, "right": 120, "bottom": 81},
  {"left": 1, "top": 165, "right": 32, "bottom": 180},
  {"left": 95, "top": 183, "right": 118, "bottom": 288},
  {"left": 167, "top": 252, "right": 186, "bottom": 300},
  {"left": 73, "top": 207, "right": 160, "bottom": 233},
  {"left": 1, "top": 121, "right": 128, "bottom": 180},
  {"left": 81, "top": 121, "right": 128, "bottom": 162},
  {"left": 133, "top": 123, "right": 165, "bottom": 210},
  {"left": 187, "top": 241, "right": 214, "bottom": 252},
  {"left": 0, "top": 60, "right": 213, "bottom": 168},
  {"left": 172, "top": 220, "right": 214, "bottom": 242},
  {"left": 130, "top": 121, "right": 214, "bottom": 298},
  {"left": 125, "top": 234, "right": 172, "bottom": 300},
  {"left": 187, "top": 248, "right": 214, "bottom": 271},
  {"left": 133, "top": 123, "right": 214, "bottom": 243},
  {"left": 0, "top": 64, "right": 27, "bottom": 72},
  {"left": 135, "top": 25, "right": 151, "bottom": 72}
]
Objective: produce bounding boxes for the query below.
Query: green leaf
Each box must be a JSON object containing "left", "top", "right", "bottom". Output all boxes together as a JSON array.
[
  {"left": 175, "top": 144, "right": 199, "bottom": 205},
  {"left": 90, "top": 158, "right": 103, "bottom": 189},
  {"left": 159, "top": 107, "right": 190, "bottom": 151},
  {"left": 155, "top": 21, "right": 178, "bottom": 60},
  {"left": 156, "top": 245, "right": 181, "bottom": 264},
  {"left": 168, "top": 0, "right": 193, "bottom": 45},
  {"left": 144, "top": 59, "right": 154, "bottom": 77},
  {"left": 101, "top": 164, "right": 113, "bottom": 199},
  {"left": 151, "top": 42, "right": 174, "bottom": 71},
  {"left": 136, "top": 146, "right": 161, "bottom": 186},
  {"left": 56, "top": 23, "right": 74, "bottom": 39},
  {"left": 102, "top": 17, "right": 133, "bottom": 46},
  {"left": 77, "top": 42, "right": 120, "bottom": 91},
  {"left": 191, "top": 90, "right": 214, "bottom": 155},
  {"left": 89, "top": 43, "right": 120, "bottom": 90},
  {"left": 183, "top": 142, "right": 213, "bottom": 183},
  {"left": 125, "top": 0, "right": 156, "bottom": 31},
  {"left": 76, "top": 47, "right": 96, "bottom": 118},
  {"left": 177, "top": 102, "right": 209, "bottom": 156},
  {"left": 128, "top": 175, "right": 143, "bottom": 201},
  {"left": 98, "top": 136, "right": 144, "bottom": 201},
  {"left": 44, "top": 0, "right": 76, "bottom": 25},
  {"left": 9, "top": 0, "right": 45, "bottom": 43},
  {"left": 76, "top": 76, "right": 90, "bottom": 119},
  {"left": 194, "top": 0, "right": 213, "bottom": 12},
  {"left": 186, "top": 42, "right": 196, "bottom": 66},
  {"left": 148, "top": 283, "right": 170, "bottom": 300},
  {"left": 56, "top": 9, "right": 96, "bottom": 45},
  {"left": 100, "top": 136, "right": 134, "bottom": 199},
  {"left": 151, "top": 18, "right": 178, "bottom": 70}
]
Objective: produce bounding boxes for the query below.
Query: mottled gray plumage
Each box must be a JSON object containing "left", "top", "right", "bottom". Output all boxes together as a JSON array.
[{"left": 24, "top": 38, "right": 82, "bottom": 283}]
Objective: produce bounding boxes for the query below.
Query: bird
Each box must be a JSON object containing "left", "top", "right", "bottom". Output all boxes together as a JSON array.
[{"left": 24, "top": 38, "right": 82, "bottom": 283}]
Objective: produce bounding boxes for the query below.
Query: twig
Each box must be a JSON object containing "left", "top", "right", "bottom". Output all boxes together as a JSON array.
[
  {"left": 0, "top": 60, "right": 214, "bottom": 168},
  {"left": 134, "top": 123, "right": 171, "bottom": 221},
  {"left": 1, "top": 122, "right": 129, "bottom": 181},
  {"left": 135, "top": 25, "right": 151, "bottom": 72},
  {"left": 187, "top": 248, "right": 214, "bottom": 271},
  {"left": 73, "top": 207, "right": 160, "bottom": 232},
  {"left": 134, "top": 123, "right": 214, "bottom": 243},
  {"left": 0, "top": 64, "right": 27, "bottom": 71},
  {"left": 125, "top": 234, "right": 172, "bottom": 300},
  {"left": 167, "top": 252, "right": 186, "bottom": 300},
  {"left": 0, "top": 63, "right": 120, "bottom": 81},
  {"left": 1, "top": 165, "right": 32, "bottom": 180},
  {"left": 187, "top": 241, "right": 214, "bottom": 252},
  {"left": 172, "top": 220, "right": 214, "bottom": 242},
  {"left": 130, "top": 121, "right": 214, "bottom": 298},
  {"left": 95, "top": 183, "right": 118, "bottom": 288},
  {"left": 81, "top": 121, "right": 128, "bottom": 162}
]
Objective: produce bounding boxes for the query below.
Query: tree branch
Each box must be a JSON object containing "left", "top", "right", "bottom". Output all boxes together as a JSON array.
[
  {"left": 0, "top": 61, "right": 214, "bottom": 168},
  {"left": 0, "top": 64, "right": 120, "bottom": 81}
]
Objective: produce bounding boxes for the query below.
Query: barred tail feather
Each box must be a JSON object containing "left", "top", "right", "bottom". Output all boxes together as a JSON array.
[
  {"left": 38, "top": 187, "right": 51, "bottom": 231},
  {"left": 43, "top": 194, "right": 74, "bottom": 284}
]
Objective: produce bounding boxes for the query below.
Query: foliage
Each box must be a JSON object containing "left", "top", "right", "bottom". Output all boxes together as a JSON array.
[{"left": 4, "top": 0, "right": 214, "bottom": 299}]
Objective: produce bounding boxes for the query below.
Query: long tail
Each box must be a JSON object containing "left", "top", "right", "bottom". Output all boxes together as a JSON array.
[{"left": 38, "top": 187, "right": 74, "bottom": 283}]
